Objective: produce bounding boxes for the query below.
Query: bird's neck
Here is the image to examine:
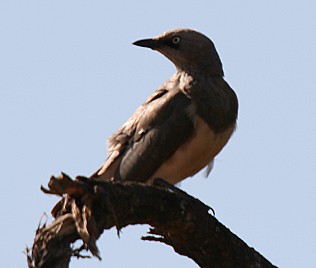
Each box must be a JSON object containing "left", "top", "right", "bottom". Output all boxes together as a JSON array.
[
  {"left": 176, "top": 65, "right": 223, "bottom": 79},
  {"left": 173, "top": 69, "right": 218, "bottom": 97}
]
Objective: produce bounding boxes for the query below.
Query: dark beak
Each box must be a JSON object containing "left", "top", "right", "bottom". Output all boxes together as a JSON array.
[{"left": 132, "top": 38, "right": 163, "bottom": 49}]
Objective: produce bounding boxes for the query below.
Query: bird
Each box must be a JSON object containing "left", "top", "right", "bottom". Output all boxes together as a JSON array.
[{"left": 91, "top": 28, "right": 238, "bottom": 185}]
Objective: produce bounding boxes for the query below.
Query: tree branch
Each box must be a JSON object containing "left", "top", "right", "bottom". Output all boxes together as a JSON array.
[{"left": 27, "top": 173, "right": 277, "bottom": 268}]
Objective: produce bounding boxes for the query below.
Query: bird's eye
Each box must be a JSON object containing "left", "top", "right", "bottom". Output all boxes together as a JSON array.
[{"left": 172, "top": 36, "right": 181, "bottom": 45}]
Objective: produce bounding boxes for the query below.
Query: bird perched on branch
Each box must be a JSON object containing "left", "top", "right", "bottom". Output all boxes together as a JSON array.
[{"left": 91, "top": 28, "right": 238, "bottom": 185}]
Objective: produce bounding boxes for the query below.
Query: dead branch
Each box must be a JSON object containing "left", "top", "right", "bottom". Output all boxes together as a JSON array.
[{"left": 27, "top": 173, "right": 277, "bottom": 268}]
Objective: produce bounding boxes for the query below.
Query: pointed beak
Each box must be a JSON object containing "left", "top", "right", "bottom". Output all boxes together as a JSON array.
[{"left": 132, "top": 38, "right": 163, "bottom": 49}]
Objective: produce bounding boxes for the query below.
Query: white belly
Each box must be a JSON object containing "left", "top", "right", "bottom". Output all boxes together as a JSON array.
[{"left": 149, "top": 116, "right": 235, "bottom": 184}]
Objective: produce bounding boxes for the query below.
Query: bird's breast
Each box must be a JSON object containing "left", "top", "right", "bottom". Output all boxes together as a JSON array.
[{"left": 149, "top": 115, "right": 235, "bottom": 184}]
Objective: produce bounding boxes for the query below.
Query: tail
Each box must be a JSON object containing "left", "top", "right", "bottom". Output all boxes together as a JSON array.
[{"left": 90, "top": 155, "right": 123, "bottom": 182}]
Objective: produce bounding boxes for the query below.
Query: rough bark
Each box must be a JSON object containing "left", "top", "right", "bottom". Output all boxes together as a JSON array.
[{"left": 27, "top": 173, "right": 277, "bottom": 268}]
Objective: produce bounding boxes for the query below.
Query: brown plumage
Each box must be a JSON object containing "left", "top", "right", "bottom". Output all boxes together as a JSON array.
[{"left": 91, "top": 28, "right": 238, "bottom": 184}]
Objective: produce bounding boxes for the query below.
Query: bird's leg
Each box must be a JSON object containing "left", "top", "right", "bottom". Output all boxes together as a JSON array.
[{"left": 152, "top": 178, "right": 215, "bottom": 216}]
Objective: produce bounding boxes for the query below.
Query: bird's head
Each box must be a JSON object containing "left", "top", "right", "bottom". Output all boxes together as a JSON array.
[{"left": 133, "top": 28, "right": 224, "bottom": 76}]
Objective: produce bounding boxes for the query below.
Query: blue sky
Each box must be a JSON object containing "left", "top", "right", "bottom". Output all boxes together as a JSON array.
[{"left": 1, "top": 1, "right": 316, "bottom": 267}]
